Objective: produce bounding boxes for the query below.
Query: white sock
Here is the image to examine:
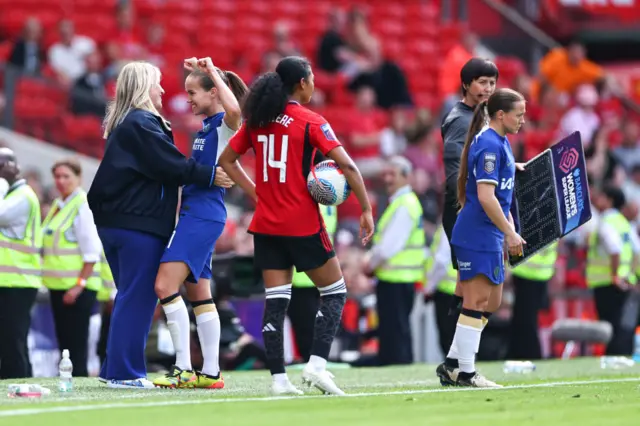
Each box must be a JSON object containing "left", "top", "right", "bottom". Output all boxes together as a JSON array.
[
  {"left": 307, "top": 355, "right": 327, "bottom": 372},
  {"left": 273, "top": 373, "right": 290, "bottom": 385},
  {"left": 196, "top": 311, "right": 220, "bottom": 377},
  {"left": 451, "top": 313, "right": 483, "bottom": 373},
  {"left": 162, "top": 297, "right": 192, "bottom": 371}
]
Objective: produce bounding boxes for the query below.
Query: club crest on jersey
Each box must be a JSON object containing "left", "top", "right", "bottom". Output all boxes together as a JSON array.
[
  {"left": 321, "top": 123, "right": 337, "bottom": 141},
  {"left": 484, "top": 153, "right": 496, "bottom": 173}
]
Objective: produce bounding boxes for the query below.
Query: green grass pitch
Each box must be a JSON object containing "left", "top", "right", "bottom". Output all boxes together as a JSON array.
[{"left": 1, "top": 358, "right": 639, "bottom": 426}]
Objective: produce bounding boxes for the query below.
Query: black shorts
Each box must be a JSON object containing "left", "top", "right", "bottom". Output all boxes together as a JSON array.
[
  {"left": 253, "top": 230, "right": 336, "bottom": 272},
  {"left": 442, "top": 201, "right": 459, "bottom": 270}
]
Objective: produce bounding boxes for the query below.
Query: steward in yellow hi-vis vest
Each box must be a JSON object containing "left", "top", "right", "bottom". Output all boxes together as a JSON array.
[
  {"left": 288, "top": 204, "right": 338, "bottom": 361},
  {"left": 365, "top": 156, "right": 426, "bottom": 366},
  {"left": 508, "top": 242, "right": 558, "bottom": 360},
  {"left": 0, "top": 151, "right": 42, "bottom": 379},
  {"left": 587, "top": 185, "right": 640, "bottom": 355},
  {"left": 424, "top": 226, "right": 457, "bottom": 355},
  {"left": 44, "top": 159, "right": 105, "bottom": 377}
]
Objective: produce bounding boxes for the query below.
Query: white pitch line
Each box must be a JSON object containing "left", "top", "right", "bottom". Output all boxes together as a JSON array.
[{"left": 1, "top": 377, "right": 638, "bottom": 418}]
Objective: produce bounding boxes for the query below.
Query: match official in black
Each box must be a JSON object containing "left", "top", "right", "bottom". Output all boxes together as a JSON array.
[{"left": 441, "top": 58, "right": 498, "bottom": 317}]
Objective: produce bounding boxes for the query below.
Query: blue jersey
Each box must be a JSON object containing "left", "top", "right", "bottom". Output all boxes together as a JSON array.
[
  {"left": 180, "top": 112, "right": 236, "bottom": 223},
  {"left": 451, "top": 127, "right": 516, "bottom": 253}
]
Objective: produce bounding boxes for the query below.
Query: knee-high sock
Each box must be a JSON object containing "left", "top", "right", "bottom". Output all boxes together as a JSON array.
[
  {"left": 263, "top": 284, "right": 291, "bottom": 376},
  {"left": 447, "top": 309, "right": 483, "bottom": 374},
  {"left": 161, "top": 294, "right": 192, "bottom": 371},
  {"left": 193, "top": 299, "right": 220, "bottom": 377},
  {"left": 308, "top": 278, "right": 347, "bottom": 372}
]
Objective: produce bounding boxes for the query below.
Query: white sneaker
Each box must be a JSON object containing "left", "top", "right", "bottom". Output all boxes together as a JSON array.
[
  {"left": 271, "top": 379, "right": 304, "bottom": 396},
  {"left": 106, "top": 378, "right": 156, "bottom": 389},
  {"left": 301, "top": 366, "right": 345, "bottom": 396}
]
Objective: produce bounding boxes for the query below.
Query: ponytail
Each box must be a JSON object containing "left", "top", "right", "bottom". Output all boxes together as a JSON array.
[
  {"left": 242, "top": 72, "right": 288, "bottom": 129},
  {"left": 457, "top": 100, "right": 488, "bottom": 209},
  {"left": 224, "top": 70, "right": 249, "bottom": 105}
]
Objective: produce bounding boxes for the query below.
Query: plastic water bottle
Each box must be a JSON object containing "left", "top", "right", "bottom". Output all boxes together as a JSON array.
[
  {"left": 599, "top": 356, "right": 634, "bottom": 369},
  {"left": 633, "top": 326, "right": 640, "bottom": 363},
  {"left": 7, "top": 384, "right": 50, "bottom": 398},
  {"left": 503, "top": 360, "right": 536, "bottom": 374},
  {"left": 58, "top": 349, "right": 73, "bottom": 392}
]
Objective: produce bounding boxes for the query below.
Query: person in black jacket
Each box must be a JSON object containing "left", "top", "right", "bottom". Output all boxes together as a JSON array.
[{"left": 88, "top": 61, "right": 233, "bottom": 389}]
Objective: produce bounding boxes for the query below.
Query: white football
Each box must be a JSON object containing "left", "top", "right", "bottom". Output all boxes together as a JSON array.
[{"left": 307, "top": 160, "right": 352, "bottom": 206}]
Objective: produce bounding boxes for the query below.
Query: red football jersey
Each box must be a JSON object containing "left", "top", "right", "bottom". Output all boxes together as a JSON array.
[{"left": 229, "top": 102, "right": 342, "bottom": 236}]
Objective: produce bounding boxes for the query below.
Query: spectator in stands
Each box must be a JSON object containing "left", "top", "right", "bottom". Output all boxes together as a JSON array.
[
  {"left": 47, "top": 20, "right": 96, "bottom": 85},
  {"left": 317, "top": 8, "right": 348, "bottom": 74},
  {"left": 260, "top": 51, "right": 282, "bottom": 74},
  {"left": 272, "top": 22, "right": 302, "bottom": 58},
  {"left": 103, "top": 42, "right": 124, "bottom": 80},
  {"left": 379, "top": 108, "right": 409, "bottom": 158},
  {"left": 319, "top": 7, "right": 412, "bottom": 109},
  {"left": 347, "top": 86, "right": 384, "bottom": 178},
  {"left": 113, "top": 2, "right": 145, "bottom": 60},
  {"left": 559, "top": 84, "right": 601, "bottom": 147},
  {"left": 613, "top": 119, "right": 640, "bottom": 173},
  {"left": 144, "top": 23, "right": 166, "bottom": 68},
  {"left": 0, "top": 149, "right": 42, "bottom": 379},
  {"left": 538, "top": 40, "right": 604, "bottom": 97},
  {"left": 345, "top": 8, "right": 413, "bottom": 109},
  {"left": 71, "top": 51, "right": 107, "bottom": 117},
  {"left": 42, "top": 158, "right": 103, "bottom": 377},
  {"left": 8, "top": 17, "right": 44, "bottom": 75},
  {"left": 586, "top": 120, "right": 625, "bottom": 186}
]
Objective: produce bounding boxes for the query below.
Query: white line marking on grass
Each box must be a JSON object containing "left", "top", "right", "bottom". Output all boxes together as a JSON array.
[{"left": 1, "top": 377, "right": 638, "bottom": 418}]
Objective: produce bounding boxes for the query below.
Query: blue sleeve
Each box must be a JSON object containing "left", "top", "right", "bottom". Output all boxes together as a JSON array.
[
  {"left": 125, "top": 116, "right": 214, "bottom": 187},
  {"left": 472, "top": 138, "right": 501, "bottom": 185}
]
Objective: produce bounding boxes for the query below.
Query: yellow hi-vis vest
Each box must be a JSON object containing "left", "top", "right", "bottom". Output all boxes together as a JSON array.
[
  {"left": 42, "top": 190, "right": 101, "bottom": 291},
  {"left": 0, "top": 183, "right": 42, "bottom": 289},
  {"left": 425, "top": 226, "right": 456, "bottom": 295},
  {"left": 511, "top": 242, "right": 558, "bottom": 282},
  {"left": 97, "top": 253, "right": 115, "bottom": 302},
  {"left": 292, "top": 205, "right": 337, "bottom": 288},
  {"left": 374, "top": 191, "right": 426, "bottom": 283},
  {"left": 586, "top": 211, "right": 634, "bottom": 288}
]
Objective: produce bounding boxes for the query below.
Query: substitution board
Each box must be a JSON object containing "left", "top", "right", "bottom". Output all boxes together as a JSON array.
[{"left": 509, "top": 132, "right": 592, "bottom": 267}]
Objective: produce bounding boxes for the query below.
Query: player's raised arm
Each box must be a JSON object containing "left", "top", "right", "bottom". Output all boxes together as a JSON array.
[{"left": 195, "top": 57, "right": 247, "bottom": 131}]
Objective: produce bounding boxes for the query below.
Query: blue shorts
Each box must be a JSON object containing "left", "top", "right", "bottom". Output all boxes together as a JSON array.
[
  {"left": 160, "top": 214, "right": 225, "bottom": 283},
  {"left": 453, "top": 246, "right": 504, "bottom": 285}
]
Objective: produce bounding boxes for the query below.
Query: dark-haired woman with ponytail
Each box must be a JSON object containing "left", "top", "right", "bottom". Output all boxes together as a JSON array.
[
  {"left": 219, "top": 56, "right": 374, "bottom": 396},
  {"left": 436, "top": 88, "right": 527, "bottom": 389},
  {"left": 153, "top": 57, "right": 249, "bottom": 390}
]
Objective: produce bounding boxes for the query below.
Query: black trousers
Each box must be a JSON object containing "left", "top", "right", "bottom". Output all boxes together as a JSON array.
[
  {"left": 594, "top": 285, "right": 633, "bottom": 355},
  {"left": 433, "top": 291, "right": 456, "bottom": 356},
  {"left": 376, "top": 281, "right": 415, "bottom": 366},
  {"left": 49, "top": 289, "right": 97, "bottom": 377},
  {"left": 508, "top": 276, "right": 548, "bottom": 360},
  {"left": 0, "top": 287, "right": 38, "bottom": 379},
  {"left": 287, "top": 286, "right": 320, "bottom": 362}
]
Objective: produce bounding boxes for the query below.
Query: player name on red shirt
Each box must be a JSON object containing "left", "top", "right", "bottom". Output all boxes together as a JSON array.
[{"left": 229, "top": 102, "right": 341, "bottom": 237}]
